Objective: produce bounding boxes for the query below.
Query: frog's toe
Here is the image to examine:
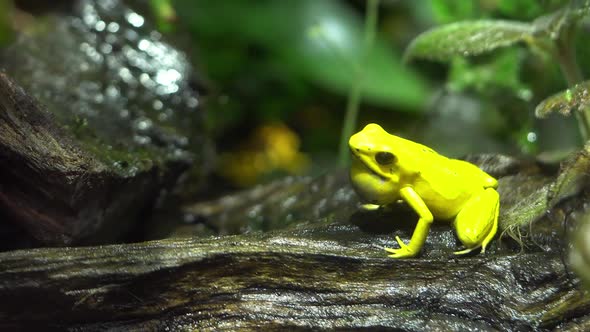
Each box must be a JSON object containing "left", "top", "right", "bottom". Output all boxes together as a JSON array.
[
  {"left": 384, "top": 237, "right": 417, "bottom": 258},
  {"left": 394, "top": 235, "right": 407, "bottom": 248},
  {"left": 385, "top": 247, "right": 415, "bottom": 258},
  {"left": 360, "top": 203, "right": 381, "bottom": 211},
  {"left": 453, "top": 246, "right": 481, "bottom": 255}
]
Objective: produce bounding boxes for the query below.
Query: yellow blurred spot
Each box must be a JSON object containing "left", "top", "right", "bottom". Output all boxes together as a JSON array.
[{"left": 218, "top": 123, "right": 310, "bottom": 187}]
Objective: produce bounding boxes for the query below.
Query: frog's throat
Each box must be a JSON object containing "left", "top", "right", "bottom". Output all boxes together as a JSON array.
[{"left": 353, "top": 153, "right": 390, "bottom": 180}]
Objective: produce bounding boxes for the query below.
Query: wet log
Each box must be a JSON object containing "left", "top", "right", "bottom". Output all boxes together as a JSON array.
[{"left": 0, "top": 226, "right": 587, "bottom": 331}]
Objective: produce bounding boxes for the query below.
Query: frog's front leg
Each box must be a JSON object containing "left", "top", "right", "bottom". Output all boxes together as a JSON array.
[
  {"left": 385, "top": 187, "right": 433, "bottom": 258},
  {"left": 453, "top": 188, "right": 499, "bottom": 255}
]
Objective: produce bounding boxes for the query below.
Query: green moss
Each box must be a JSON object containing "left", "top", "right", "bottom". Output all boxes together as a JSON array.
[{"left": 65, "top": 119, "right": 164, "bottom": 177}]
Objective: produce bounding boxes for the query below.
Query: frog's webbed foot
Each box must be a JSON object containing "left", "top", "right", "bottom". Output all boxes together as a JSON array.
[
  {"left": 384, "top": 236, "right": 418, "bottom": 258},
  {"left": 453, "top": 188, "right": 499, "bottom": 255}
]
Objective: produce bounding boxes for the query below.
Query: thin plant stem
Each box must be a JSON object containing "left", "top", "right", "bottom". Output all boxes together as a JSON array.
[
  {"left": 338, "top": 0, "right": 379, "bottom": 166},
  {"left": 555, "top": 24, "right": 590, "bottom": 141}
]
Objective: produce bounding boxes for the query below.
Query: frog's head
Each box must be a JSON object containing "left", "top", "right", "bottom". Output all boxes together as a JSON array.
[{"left": 349, "top": 123, "right": 399, "bottom": 181}]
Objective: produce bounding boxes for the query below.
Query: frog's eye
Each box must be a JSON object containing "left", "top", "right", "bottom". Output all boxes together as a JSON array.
[{"left": 375, "top": 151, "right": 395, "bottom": 165}]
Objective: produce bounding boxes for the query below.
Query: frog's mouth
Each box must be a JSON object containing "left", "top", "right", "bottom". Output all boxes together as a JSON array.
[{"left": 350, "top": 150, "right": 389, "bottom": 180}]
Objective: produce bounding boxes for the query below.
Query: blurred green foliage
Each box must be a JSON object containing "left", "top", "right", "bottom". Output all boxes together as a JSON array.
[
  {"left": 172, "top": 0, "right": 430, "bottom": 140},
  {"left": 3, "top": 0, "right": 589, "bottom": 178},
  {"left": 410, "top": 0, "right": 590, "bottom": 148},
  {"left": 150, "top": 0, "right": 176, "bottom": 33},
  {"left": 164, "top": 0, "right": 586, "bottom": 161},
  {"left": 448, "top": 49, "right": 530, "bottom": 100},
  {"left": 429, "top": 0, "right": 569, "bottom": 23},
  {"left": 174, "top": 0, "right": 428, "bottom": 108},
  {"left": 0, "top": 0, "right": 14, "bottom": 46}
]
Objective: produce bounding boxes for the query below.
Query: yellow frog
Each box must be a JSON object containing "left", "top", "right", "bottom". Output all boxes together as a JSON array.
[{"left": 349, "top": 123, "right": 499, "bottom": 258}]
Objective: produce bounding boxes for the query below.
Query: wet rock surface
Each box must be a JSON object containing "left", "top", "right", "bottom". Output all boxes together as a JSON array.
[
  {"left": 0, "top": 0, "right": 209, "bottom": 246},
  {"left": 2, "top": 0, "right": 208, "bottom": 176},
  {"left": 182, "top": 171, "right": 357, "bottom": 236}
]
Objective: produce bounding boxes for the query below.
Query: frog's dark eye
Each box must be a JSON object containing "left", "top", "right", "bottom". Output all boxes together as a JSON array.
[{"left": 375, "top": 151, "right": 395, "bottom": 165}]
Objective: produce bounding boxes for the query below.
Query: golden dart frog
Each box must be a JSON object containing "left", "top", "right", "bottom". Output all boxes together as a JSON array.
[{"left": 349, "top": 123, "right": 499, "bottom": 258}]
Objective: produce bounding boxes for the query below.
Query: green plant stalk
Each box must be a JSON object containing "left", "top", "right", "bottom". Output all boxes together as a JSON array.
[
  {"left": 338, "top": 0, "right": 379, "bottom": 167},
  {"left": 555, "top": 24, "right": 590, "bottom": 142}
]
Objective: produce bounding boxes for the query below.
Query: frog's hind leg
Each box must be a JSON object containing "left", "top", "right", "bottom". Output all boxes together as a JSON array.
[{"left": 452, "top": 188, "right": 499, "bottom": 255}]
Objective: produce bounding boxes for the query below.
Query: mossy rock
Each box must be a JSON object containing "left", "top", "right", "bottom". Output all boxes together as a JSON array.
[{"left": 0, "top": 0, "right": 210, "bottom": 246}]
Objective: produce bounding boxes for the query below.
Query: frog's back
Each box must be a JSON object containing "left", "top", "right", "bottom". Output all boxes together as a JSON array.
[
  {"left": 446, "top": 158, "right": 497, "bottom": 188},
  {"left": 418, "top": 157, "right": 496, "bottom": 191},
  {"left": 385, "top": 133, "right": 497, "bottom": 193},
  {"left": 386, "top": 135, "right": 440, "bottom": 170}
]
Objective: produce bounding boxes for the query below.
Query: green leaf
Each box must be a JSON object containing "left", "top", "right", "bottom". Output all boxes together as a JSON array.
[
  {"left": 447, "top": 48, "right": 531, "bottom": 100},
  {"left": 547, "top": 141, "right": 590, "bottom": 207},
  {"left": 535, "top": 81, "right": 590, "bottom": 118},
  {"left": 405, "top": 20, "right": 533, "bottom": 62},
  {"left": 295, "top": 1, "right": 429, "bottom": 109},
  {"left": 532, "top": 7, "right": 572, "bottom": 39},
  {"left": 174, "top": 0, "right": 429, "bottom": 109}
]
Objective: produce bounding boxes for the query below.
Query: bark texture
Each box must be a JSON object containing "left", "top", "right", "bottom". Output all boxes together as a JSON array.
[{"left": 0, "top": 228, "right": 587, "bottom": 331}]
